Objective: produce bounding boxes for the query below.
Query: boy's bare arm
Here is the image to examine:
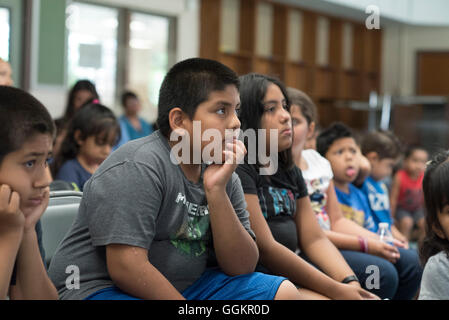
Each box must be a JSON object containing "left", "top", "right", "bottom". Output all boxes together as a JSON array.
[
  {"left": 0, "top": 186, "right": 24, "bottom": 299},
  {"left": 9, "top": 229, "right": 58, "bottom": 299},
  {"left": 353, "top": 155, "right": 371, "bottom": 187},
  {"left": 205, "top": 190, "right": 259, "bottom": 276},
  {"left": 9, "top": 188, "right": 58, "bottom": 300},
  {"left": 389, "top": 174, "right": 401, "bottom": 219},
  {"left": 203, "top": 140, "right": 259, "bottom": 276},
  {"left": 106, "top": 244, "right": 185, "bottom": 300}
]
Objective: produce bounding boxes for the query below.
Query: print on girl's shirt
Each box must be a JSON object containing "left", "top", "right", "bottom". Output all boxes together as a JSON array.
[
  {"left": 306, "top": 178, "right": 331, "bottom": 230},
  {"left": 257, "top": 186, "right": 296, "bottom": 219}
]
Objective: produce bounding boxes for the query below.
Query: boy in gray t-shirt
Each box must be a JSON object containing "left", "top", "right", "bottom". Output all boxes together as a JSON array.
[{"left": 48, "top": 58, "right": 296, "bottom": 300}]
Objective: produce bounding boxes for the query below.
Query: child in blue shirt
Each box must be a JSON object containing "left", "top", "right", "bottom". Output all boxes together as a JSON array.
[
  {"left": 317, "top": 123, "right": 422, "bottom": 300},
  {"left": 360, "top": 130, "right": 408, "bottom": 243},
  {"left": 316, "top": 123, "right": 376, "bottom": 232},
  {"left": 334, "top": 183, "right": 376, "bottom": 232}
]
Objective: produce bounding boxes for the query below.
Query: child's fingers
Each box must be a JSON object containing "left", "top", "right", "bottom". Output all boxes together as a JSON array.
[
  {"left": 224, "top": 140, "right": 246, "bottom": 164},
  {"left": 8, "top": 191, "right": 20, "bottom": 214},
  {"left": 0, "top": 184, "right": 12, "bottom": 212},
  {"left": 223, "top": 150, "right": 236, "bottom": 165}
]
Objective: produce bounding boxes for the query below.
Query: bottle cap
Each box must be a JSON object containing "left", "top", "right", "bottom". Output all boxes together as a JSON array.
[{"left": 379, "top": 222, "right": 389, "bottom": 229}]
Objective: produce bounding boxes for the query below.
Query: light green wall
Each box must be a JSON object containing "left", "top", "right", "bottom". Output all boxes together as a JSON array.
[{"left": 37, "top": 0, "right": 66, "bottom": 85}]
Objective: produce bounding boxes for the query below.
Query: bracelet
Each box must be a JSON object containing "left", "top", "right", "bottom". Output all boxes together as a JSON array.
[
  {"left": 342, "top": 275, "right": 360, "bottom": 284},
  {"left": 357, "top": 236, "right": 369, "bottom": 253}
]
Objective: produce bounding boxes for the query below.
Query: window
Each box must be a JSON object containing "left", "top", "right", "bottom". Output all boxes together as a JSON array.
[
  {"left": 0, "top": 7, "right": 10, "bottom": 61},
  {"left": 66, "top": 2, "right": 176, "bottom": 122},
  {"left": 66, "top": 2, "right": 118, "bottom": 107},
  {"left": 128, "top": 12, "right": 170, "bottom": 113}
]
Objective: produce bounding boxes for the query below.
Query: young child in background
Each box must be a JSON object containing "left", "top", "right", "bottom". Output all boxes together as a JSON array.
[
  {"left": 48, "top": 58, "right": 299, "bottom": 300},
  {"left": 54, "top": 80, "right": 100, "bottom": 157},
  {"left": 317, "top": 122, "right": 422, "bottom": 300},
  {"left": 115, "top": 91, "right": 153, "bottom": 149},
  {"left": 390, "top": 145, "right": 428, "bottom": 242},
  {"left": 0, "top": 59, "right": 13, "bottom": 86},
  {"left": 0, "top": 86, "right": 58, "bottom": 299},
  {"left": 52, "top": 103, "right": 120, "bottom": 191},
  {"left": 418, "top": 151, "right": 449, "bottom": 299},
  {"left": 317, "top": 123, "right": 376, "bottom": 232},
  {"left": 360, "top": 130, "right": 408, "bottom": 245}
]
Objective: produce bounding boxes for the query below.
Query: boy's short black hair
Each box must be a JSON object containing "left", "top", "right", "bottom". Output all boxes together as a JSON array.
[
  {"left": 156, "top": 58, "right": 240, "bottom": 137},
  {"left": 0, "top": 86, "right": 55, "bottom": 164},
  {"left": 361, "top": 130, "right": 402, "bottom": 160},
  {"left": 404, "top": 144, "right": 428, "bottom": 159},
  {"left": 316, "top": 122, "right": 355, "bottom": 157},
  {"left": 121, "top": 90, "right": 138, "bottom": 108}
]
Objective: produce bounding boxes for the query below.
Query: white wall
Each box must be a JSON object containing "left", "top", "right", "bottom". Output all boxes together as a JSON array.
[
  {"left": 322, "top": 0, "right": 449, "bottom": 26},
  {"left": 382, "top": 24, "right": 449, "bottom": 96}
]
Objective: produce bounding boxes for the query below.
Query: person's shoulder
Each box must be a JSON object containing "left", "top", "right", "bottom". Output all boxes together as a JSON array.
[
  {"left": 139, "top": 117, "right": 152, "bottom": 126},
  {"left": 236, "top": 162, "right": 258, "bottom": 177},
  {"left": 428, "top": 251, "right": 449, "bottom": 269},
  {"left": 58, "top": 158, "right": 83, "bottom": 175},
  {"left": 303, "top": 149, "right": 328, "bottom": 163},
  {"left": 59, "top": 158, "right": 78, "bottom": 168},
  {"left": 349, "top": 183, "right": 367, "bottom": 198},
  {"left": 303, "top": 149, "right": 332, "bottom": 172},
  {"left": 396, "top": 169, "right": 407, "bottom": 180},
  {"left": 113, "top": 131, "right": 167, "bottom": 160},
  {"left": 96, "top": 131, "right": 170, "bottom": 176},
  {"left": 363, "top": 176, "right": 381, "bottom": 192}
]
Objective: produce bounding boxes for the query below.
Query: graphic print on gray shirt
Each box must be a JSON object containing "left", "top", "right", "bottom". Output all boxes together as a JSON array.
[{"left": 48, "top": 130, "right": 255, "bottom": 300}]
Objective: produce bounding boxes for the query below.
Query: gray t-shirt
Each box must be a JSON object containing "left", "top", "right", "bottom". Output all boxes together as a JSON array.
[
  {"left": 419, "top": 251, "right": 449, "bottom": 300},
  {"left": 48, "top": 130, "right": 255, "bottom": 300}
]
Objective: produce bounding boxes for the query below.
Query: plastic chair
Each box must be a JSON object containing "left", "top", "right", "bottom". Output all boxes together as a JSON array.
[{"left": 40, "top": 190, "right": 83, "bottom": 267}]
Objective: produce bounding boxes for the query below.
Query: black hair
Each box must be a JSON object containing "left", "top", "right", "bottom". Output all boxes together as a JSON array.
[
  {"left": 51, "top": 103, "right": 120, "bottom": 177},
  {"left": 156, "top": 58, "right": 239, "bottom": 137},
  {"left": 361, "top": 130, "right": 402, "bottom": 160},
  {"left": 420, "top": 150, "right": 449, "bottom": 266},
  {"left": 63, "top": 79, "right": 99, "bottom": 120},
  {"left": 121, "top": 90, "right": 138, "bottom": 108},
  {"left": 238, "top": 73, "right": 293, "bottom": 171},
  {"left": 0, "top": 85, "right": 55, "bottom": 165},
  {"left": 316, "top": 122, "right": 355, "bottom": 157},
  {"left": 404, "top": 144, "right": 428, "bottom": 159}
]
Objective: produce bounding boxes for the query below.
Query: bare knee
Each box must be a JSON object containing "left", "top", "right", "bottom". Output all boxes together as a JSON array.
[{"left": 399, "top": 217, "right": 414, "bottom": 232}]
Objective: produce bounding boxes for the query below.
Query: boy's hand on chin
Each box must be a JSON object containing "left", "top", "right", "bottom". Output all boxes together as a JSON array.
[
  {"left": 0, "top": 184, "right": 25, "bottom": 236},
  {"left": 203, "top": 140, "right": 246, "bottom": 193},
  {"left": 23, "top": 187, "right": 49, "bottom": 233}
]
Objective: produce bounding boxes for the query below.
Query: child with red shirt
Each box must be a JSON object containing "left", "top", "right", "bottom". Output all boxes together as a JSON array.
[{"left": 390, "top": 146, "right": 428, "bottom": 242}]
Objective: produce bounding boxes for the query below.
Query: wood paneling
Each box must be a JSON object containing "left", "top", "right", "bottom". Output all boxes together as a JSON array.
[{"left": 200, "top": 0, "right": 383, "bottom": 129}]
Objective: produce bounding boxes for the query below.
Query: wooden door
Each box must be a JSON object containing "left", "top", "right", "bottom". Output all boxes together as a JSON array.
[{"left": 416, "top": 52, "right": 449, "bottom": 95}]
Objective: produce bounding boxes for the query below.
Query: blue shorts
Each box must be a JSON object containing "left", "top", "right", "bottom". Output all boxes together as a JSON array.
[
  {"left": 182, "top": 268, "right": 286, "bottom": 300},
  {"left": 85, "top": 268, "right": 287, "bottom": 300}
]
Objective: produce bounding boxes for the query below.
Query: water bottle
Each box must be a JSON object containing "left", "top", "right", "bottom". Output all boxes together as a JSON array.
[{"left": 377, "top": 222, "right": 394, "bottom": 246}]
